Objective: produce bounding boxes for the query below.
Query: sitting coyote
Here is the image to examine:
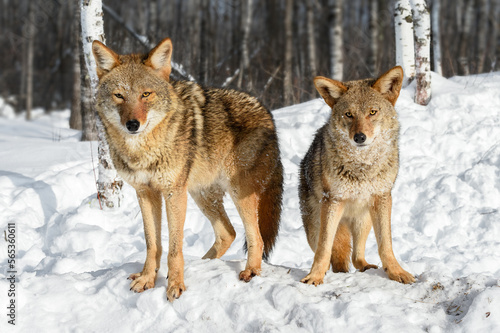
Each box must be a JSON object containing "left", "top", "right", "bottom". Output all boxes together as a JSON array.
[{"left": 299, "top": 67, "right": 415, "bottom": 286}]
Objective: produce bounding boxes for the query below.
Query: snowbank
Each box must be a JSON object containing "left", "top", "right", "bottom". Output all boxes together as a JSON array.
[
  {"left": 1, "top": 73, "right": 499, "bottom": 332},
  {"left": 0, "top": 97, "right": 15, "bottom": 119}
]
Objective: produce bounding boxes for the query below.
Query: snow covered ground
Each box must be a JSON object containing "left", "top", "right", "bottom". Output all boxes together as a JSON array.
[{"left": 1, "top": 73, "right": 500, "bottom": 332}]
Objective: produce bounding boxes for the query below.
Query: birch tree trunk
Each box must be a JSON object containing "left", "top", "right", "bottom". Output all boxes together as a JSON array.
[
  {"left": 148, "top": 1, "right": 158, "bottom": 43},
  {"left": 395, "top": 0, "right": 415, "bottom": 86},
  {"left": 458, "top": 0, "right": 473, "bottom": 75},
  {"left": 232, "top": 0, "right": 241, "bottom": 71},
  {"left": 70, "top": 2, "right": 82, "bottom": 130},
  {"left": 283, "top": 0, "right": 293, "bottom": 105},
  {"left": 199, "top": 0, "right": 209, "bottom": 85},
  {"left": 491, "top": 1, "right": 500, "bottom": 71},
  {"left": 19, "top": 38, "right": 26, "bottom": 114},
  {"left": 80, "top": 51, "right": 97, "bottom": 141},
  {"left": 81, "top": 0, "right": 123, "bottom": 209},
  {"left": 368, "top": 0, "right": 378, "bottom": 75},
  {"left": 25, "top": 1, "right": 34, "bottom": 121},
  {"left": 237, "top": 0, "right": 253, "bottom": 91},
  {"left": 306, "top": 0, "right": 317, "bottom": 80},
  {"left": 328, "top": 0, "right": 343, "bottom": 81},
  {"left": 431, "top": 0, "right": 442, "bottom": 75},
  {"left": 496, "top": 3, "right": 500, "bottom": 71},
  {"left": 188, "top": 0, "right": 201, "bottom": 72},
  {"left": 476, "top": 0, "right": 488, "bottom": 73},
  {"left": 411, "top": 0, "right": 431, "bottom": 105}
]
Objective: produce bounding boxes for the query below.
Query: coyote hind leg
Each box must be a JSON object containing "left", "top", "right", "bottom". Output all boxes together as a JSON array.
[
  {"left": 331, "top": 222, "right": 351, "bottom": 273},
  {"left": 190, "top": 186, "right": 236, "bottom": 260},
  {"left": 352, "top": 213, "right": 378, "bottom": 272}
]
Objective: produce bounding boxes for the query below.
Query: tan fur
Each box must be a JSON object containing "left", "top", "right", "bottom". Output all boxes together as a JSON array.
[
  {"left": 300, "top": 67, "right": 415, "bottom": 286},
  {"left": 92, "top": 38, "right": 283, "bottom": 302}
]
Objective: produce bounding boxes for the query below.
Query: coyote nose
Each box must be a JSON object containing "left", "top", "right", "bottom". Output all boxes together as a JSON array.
[
  {"left": 353, "top": 132, "right": 366, "bottom": 144},
  {"left": 126, "top": 120, "right": 140, "bottom": 132}
]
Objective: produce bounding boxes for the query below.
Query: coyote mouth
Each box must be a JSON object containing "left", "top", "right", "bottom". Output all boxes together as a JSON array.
[{"left": 354, "top": 142, "right": 371, "bottom": 149}]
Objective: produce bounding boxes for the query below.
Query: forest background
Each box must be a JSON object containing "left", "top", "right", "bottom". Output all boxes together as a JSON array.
[{"left": 1, "top": 0, "right": 499, "bottom": 135}]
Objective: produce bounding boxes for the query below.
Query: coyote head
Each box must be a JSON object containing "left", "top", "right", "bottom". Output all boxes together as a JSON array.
[
  {"left": 92, "top": 38, "right": 174, "bottom": 135},
  {"left": 314, "top": 67, "right": 403, "bottom": 148}
]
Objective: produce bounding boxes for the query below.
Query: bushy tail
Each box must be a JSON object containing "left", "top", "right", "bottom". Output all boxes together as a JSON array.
[{"left": 258, "top": 159, "right": 284, "bottom": 261}]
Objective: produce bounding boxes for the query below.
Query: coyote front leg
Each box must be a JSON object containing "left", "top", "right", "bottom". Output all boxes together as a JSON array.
[
  {"left": 231, "top": 192, "right": 264, "bottom": 282},
  {"left": 302, "top": 200, "right": 345, "bottom": 286},
  {"left": 370, "top": 193, "right": 415, "bottom": 284},
  {"left": 165, "top": 186, "right": 188, "bottom": 302},
  {"left": 129, "top": 188, "right": 162, "bottom": 292}
]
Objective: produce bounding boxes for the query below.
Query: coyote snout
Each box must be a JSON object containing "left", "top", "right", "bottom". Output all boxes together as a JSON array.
[
  {"left": 112, "top": 90, "right": 158, "bottom": 134},
  {"left": 345, "top": 112, "right": 377, "bottom": 147}
]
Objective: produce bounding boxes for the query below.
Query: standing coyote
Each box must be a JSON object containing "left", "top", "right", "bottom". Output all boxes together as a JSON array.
[
  {"left": 299, "top": 67, "right": 415, "bottom": 286},
  {"left": 92, "top": 38, "right": 283, "bottom": 302}
]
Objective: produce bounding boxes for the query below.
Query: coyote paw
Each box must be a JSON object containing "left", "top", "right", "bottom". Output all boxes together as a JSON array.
[
  {"left": 128, "top": 272, "right": 156, "bottom": 292},
  {"left": 166, "top": 282, "right": 186, "bottom": 302},
  {"left": 385, "top": 267, "right": 415, "bottom": 284},
  {"left": 239, "top": 267, "right": 261, "bottom": 282},
  {"left": 301, "top": 273, "right": 324, "bottom": 286},
  {"left": 360, "top": 264, "right": 378, "bottom": 272}
]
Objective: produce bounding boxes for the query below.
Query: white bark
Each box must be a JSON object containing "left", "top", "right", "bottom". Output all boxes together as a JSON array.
[
  {"left": 411, "top": 0, "right": 431, "bottom": 105},
  {"left": 81, "top": 0, "right": 104, "bottom": 95},
  {"left": 80, "top": 50, "right": 97, "bottom": 141},
  {"left": 328, "top": 0, "right": 343, "bottom": 81},
  {"left": 70, "top": 2, "right": 82, "bottom": 130},
  {"left": 395, "top": 0, "right": 415, "bottom": 86},
  {"left": 81, "top": 0, "right": 123, "bottom": 209},
  {"left": 431, "top": 0, "right": 442, "bottom": 75}
]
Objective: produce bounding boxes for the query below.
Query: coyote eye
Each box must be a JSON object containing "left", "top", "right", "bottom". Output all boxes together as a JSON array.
[
  {"left": 142, "top": 92, "right": 151, "bottom": 98},
  {"left": 345, "top": 112, "right": 353, "bottom": 118},
  {"left": 370, "top": 109, "right": 378, "bottom": 115},
  {"left": 114, "top": 93, "right": 124, "bottom": 99}
]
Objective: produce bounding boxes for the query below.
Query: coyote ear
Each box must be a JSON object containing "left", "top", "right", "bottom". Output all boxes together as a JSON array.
[
  {"left": 314, "top": 76, "right": 348, "bottom": 109},
  {"left": 92, "top": 41, "right": 120, "bottom": 80},
  {"left": 372, "top": 66, "right": 404, "bottom": 106},
  {"left": 145, "top": 38, "right": 173, "bottom": 81}
]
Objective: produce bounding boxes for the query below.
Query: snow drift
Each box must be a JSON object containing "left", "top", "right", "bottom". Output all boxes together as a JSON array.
[{"left": 1, "top": 73, "right": 499, "bottom": 332}]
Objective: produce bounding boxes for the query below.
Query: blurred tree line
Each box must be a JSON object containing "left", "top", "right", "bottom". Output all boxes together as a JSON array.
[{"left": 1, "top": 0, "right": 499, "bottom": 121}]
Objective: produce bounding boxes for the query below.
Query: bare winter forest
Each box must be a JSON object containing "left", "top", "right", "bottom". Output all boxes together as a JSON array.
[{"left": 1, "top": 0, "right": 499, "bottom": 128}]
